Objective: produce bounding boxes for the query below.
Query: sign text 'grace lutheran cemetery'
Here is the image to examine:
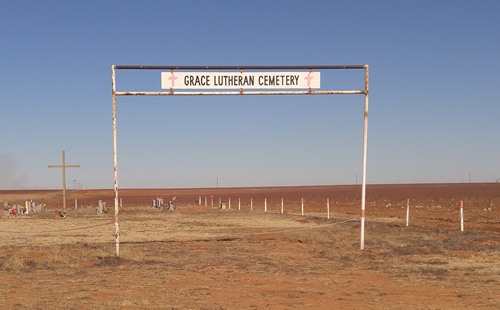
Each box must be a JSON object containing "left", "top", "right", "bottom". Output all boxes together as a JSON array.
[{"left": 161, "top": 71, "right": 320, "bottom": 90}]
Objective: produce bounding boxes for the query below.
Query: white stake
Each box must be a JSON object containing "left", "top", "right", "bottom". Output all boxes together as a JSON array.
[
  {"left": 238, "top": 197, "right": 241, "bottom": 211},
  {"left": 281, "top": 197, "right": 284, "bottom": 214},
  {"left": 406, "top": 198, "right": 410, "bottom": 227},
  {"left": 327, "top": 198, "right": 330, "bottom": 219},
  {"left": 460, "top": 200, "right": 464, "bottom": 232},
  {"left": 250, "top": 198, "right": 253, "bottom": 211},
  {"left": 75, "top": 198, "right": 78, "bottom": 209},
  {"left": 264, "top": 198, "right": 267, "bottom": 212},
  {"left": 228, "top": 197, "right": 231, "bottom": 209},
  {"left": 301, "top": 198, "right": 304, "bottom": 216}
]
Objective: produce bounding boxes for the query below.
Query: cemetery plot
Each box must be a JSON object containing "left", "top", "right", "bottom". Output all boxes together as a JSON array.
[{"left": 3, "top": 200, "right": 45, "bottom": 217}]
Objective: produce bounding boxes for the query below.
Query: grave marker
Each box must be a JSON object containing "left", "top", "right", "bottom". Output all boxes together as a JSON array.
[{"left": 48, "top": 150, "right": 80, "bottom": 212}]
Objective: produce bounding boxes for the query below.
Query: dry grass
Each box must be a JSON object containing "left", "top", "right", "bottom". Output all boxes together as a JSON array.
[
  {"left": 0, "top": 243, "right": 112, "bottom": 271},
  {"left": 1, "top": 186, "right": 499, "bottom": 309}
]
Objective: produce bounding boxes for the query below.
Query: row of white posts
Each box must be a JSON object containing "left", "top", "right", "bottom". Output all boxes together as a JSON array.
[
  {"left": 197, "top": 196, "right": 333, "bottom": 218},
  {"left": 198, "top": 196, "right": 468, "bottom": 230},
  {"left": 406, "top": 199, "right": 465, "bottom": 232}
]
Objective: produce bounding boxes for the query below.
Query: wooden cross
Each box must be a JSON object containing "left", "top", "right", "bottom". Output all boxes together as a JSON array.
[{"left": 48, "top": 150, "right": 80, "bottom": 212}]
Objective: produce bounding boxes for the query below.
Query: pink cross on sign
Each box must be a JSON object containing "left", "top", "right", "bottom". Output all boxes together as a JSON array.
[
  {"left": 168, "top": 71, "right": 177, "bottom": 88},
  {"left": 304, "top": 72, "right": 314, "bottom": 87}
]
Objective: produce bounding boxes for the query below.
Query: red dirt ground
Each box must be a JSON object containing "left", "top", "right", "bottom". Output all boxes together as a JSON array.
[{"left": 1, "top": 183, "right": 499, "bottom": 309}]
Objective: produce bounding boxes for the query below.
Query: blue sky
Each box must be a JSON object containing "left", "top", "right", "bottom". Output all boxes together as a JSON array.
[{"left": 1, "top": 0, "right": 499, "bottom": 189}]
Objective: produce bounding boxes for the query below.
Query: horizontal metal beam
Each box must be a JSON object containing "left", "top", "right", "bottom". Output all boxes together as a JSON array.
[
  {"left": 114, "top": 65, "right": 367, "bottom": 70},
  {"left": 114, "top": 90, "right": 366, "bottom": 96}
]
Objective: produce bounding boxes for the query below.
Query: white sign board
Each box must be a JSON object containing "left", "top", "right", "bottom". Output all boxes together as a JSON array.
[{"left": 161, "top": 71, "right": 320, "bottom": 90}]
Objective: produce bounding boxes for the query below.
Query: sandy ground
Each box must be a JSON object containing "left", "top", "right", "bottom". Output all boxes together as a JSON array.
[{"left": 0, "top": 183, "right": 499, "bottom": 309}]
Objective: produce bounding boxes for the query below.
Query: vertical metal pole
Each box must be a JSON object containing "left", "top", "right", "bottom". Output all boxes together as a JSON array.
[
  {"left": 360, "top": 65, "right": 369, "bottom": 250},
  {"left": 460, "top": 200, "right": 464, "bottom": 232},
  {"left": 61, "top": 150, "right": 67, "bottom": 212},
  {"left": 406, "top": 198, "right": 410, "bottom": 227},
  {"left": 112, "top": 65, "right": 120, "bottom": 257}
]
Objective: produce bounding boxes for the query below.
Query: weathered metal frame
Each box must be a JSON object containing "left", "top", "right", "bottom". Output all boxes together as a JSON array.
[{"left": 111, "top": 65, "right": 369, "bottom": 256}]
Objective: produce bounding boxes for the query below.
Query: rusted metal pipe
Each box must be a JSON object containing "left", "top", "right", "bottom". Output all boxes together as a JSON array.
[
  {"left": 114, "top": 65, "right": 366, "bottom": 70},
  {"left": 114, "top": 90, "right": 365, "bottom": 96},
  {"left": 360, "top": 65, "right": 369, "bottom": 250}
]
